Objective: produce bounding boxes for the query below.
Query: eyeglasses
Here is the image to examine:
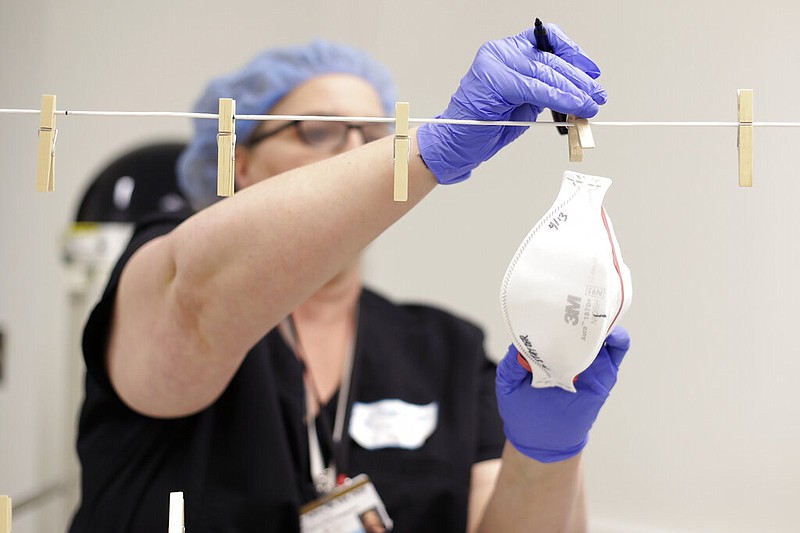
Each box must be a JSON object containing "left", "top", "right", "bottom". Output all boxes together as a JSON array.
[{"left": 245, "top": 120, "right": 392, "bottom": 152}]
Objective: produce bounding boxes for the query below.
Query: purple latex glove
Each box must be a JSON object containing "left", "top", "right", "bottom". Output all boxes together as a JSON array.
[
  {"left": 496, "top": 326, "right": 631, "bottom": 463},
  {"left": 417, "top": 23, "right": 607, "bottom": 184}
]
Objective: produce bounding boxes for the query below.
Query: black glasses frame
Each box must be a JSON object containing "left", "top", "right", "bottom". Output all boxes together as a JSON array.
[
  {"left": 245, "top": 121, "right": 301, "bottom": 148},
  {"left": 244, "top": 120, "right": 389, "bottom": 150}
]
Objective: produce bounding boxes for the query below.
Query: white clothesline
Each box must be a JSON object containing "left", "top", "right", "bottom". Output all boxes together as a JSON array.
[{"left": 0, "top": 108, "right": 798, "bottom": 128}]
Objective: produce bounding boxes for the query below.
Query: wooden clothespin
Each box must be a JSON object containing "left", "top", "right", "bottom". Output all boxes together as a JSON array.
[
  {"left": 393, "top": 102, "right": 410, "bottom": 202},
  {"left": 0, "top": 495, "right": 11, "bottom": 533},
  {"left": 36, "top": 94, "right": 57, "bottom": 192},
  {"left": 168, "top": 492, "right": 184, "bottom": 533},
  {"left": 566, "top": 114, "right": 595, "bottom": 163},
  {"left": 217, "top": 98, "right": 236, "bottom": 197},
  {"left": 737, "top": 89, "right": 753, "bottom": 187}
]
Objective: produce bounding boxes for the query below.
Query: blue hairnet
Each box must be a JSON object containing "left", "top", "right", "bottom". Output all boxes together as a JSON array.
[{"left": 177, "top": 39, "right": 397, "bottom": 210}]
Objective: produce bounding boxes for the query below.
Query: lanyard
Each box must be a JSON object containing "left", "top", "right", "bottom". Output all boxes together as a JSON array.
[{"left": 281, "top": 308, "right": 358, "bottom": 495}]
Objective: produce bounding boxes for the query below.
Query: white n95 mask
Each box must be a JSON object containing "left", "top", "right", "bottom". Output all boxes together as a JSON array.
[{"left": 500, "top": 171, "right": 632, "bottom": 392}]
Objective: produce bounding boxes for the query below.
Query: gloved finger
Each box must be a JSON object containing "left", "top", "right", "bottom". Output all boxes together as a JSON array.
[
  {"left": 576, "top": 346, "right": 617, "bottom": 395},
  {"left": 487, "top": 38, "right": 607, "bottom": 107},
  {"left": 521, "top": 23, "right": 602, "bottom": 79},
  {"left": 505, "top": 69, "right": 601, "bottom": 118},
  {"left": 604, "top": 326, "right": 631, "bottom": 368},
  {"left": 496, "top": 345, "right": 530, "bottom": 395},
  {"left": 508, "top": 102, "right": 538, "bottom": 125},
  {"left": 527, "top": 51, "right": 607, "bottom": 107}
]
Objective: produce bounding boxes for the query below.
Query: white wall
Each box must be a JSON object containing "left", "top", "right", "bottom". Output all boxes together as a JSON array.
[{"left": 1, "top": 0, "right": 799, "bottom": 531}]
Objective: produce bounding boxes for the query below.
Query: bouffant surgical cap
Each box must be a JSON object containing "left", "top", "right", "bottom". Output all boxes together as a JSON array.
[{"left": 176, "top": 39, "right": 397, "bottom": 210}]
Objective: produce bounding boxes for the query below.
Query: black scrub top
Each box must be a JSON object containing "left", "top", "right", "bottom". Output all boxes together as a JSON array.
[{"left": 68, "top": 211, "right": 505, "bottom": 533}]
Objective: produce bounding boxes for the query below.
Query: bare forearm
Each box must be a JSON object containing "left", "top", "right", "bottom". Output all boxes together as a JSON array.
[
  {"left": 108, "top": 130, "right": 437, "bottom": 416},
  {"left": 172, "top": 133, "right": 433, "bottom": 349},
  {"left": 477, "top": 442, "right": 586, "bottom": 533}
]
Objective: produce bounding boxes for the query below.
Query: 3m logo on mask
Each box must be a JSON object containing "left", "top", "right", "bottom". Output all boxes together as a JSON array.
[{"left": 564, "top": 295, "right": 582, "bottom": 325}]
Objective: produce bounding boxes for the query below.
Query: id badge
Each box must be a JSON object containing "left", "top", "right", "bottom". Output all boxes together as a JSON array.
[{"left": 300, "top": 474, "right": 393, "bottom": 533}]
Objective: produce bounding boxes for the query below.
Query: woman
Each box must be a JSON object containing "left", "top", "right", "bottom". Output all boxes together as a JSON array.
[{"left": 70, "top": 25, "right": 627, "bottom": 533}]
